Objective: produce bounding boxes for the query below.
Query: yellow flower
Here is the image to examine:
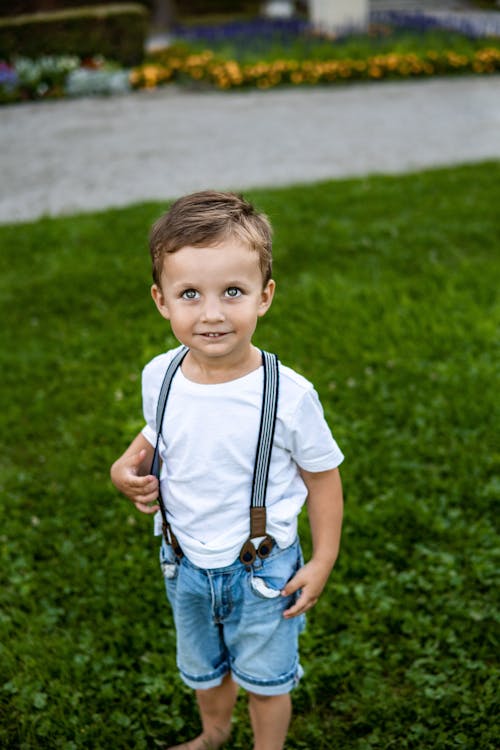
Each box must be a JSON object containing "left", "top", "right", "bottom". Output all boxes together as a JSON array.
[
  {"left": 129, "top": 69, "right": 141, "bottom": 86},
  {"left": 129, "top": 41, "right": 500, "bottom": 94}
]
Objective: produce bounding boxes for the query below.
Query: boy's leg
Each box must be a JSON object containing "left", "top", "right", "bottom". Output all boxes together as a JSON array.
[
  {"left": 247, "top": 692, "right": 291, "bottom": 750},
  {"left": 167, "top": 673, "right": 238, "bottom": 750}
]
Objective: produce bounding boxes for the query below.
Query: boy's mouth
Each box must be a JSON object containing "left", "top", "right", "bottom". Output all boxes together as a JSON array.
[{"left": 198, "top": 332, "right": 230, "bottom": 338}]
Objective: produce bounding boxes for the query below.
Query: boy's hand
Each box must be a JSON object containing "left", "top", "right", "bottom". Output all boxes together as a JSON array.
[
  {"left": 281, "top": 559, "right": 332, "bottom": 619},
  {"left": 282, "top": 467, "right": 344, "bottom": 619},
  {"left": 111, "top": 448, "right": 159, "bottom": 514}
]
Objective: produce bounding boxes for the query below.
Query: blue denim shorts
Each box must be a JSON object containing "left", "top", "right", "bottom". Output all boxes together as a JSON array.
[{"left": 159, "top": 537, "right": 305, "bottom": 695}]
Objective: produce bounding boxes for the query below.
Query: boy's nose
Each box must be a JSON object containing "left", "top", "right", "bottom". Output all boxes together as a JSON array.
[{"left": 200, "top": 298, "right": 225, "bottom": 323}]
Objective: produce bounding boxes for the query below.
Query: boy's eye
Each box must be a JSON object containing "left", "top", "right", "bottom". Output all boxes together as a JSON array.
[
  {"left": 181, "top": 289, "right": 199, "bottom": 300},
  {"left": 225, "top": 287, "right": 242, "bottom": 298}
]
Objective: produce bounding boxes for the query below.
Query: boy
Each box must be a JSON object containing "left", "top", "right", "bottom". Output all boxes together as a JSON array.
[{"left": 110, "top": 191, "right": 344, "bottom": 750}]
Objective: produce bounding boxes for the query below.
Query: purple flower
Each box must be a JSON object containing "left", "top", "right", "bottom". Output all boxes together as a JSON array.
[
  {"left": 0, "top": 62, "right": 18, "bottom": 90},
  {"left": 370, "top": 11, "right": 500, "bottom": 39},
  {"left": 172, "top": 18, "right": 309, "bottom": 44}
]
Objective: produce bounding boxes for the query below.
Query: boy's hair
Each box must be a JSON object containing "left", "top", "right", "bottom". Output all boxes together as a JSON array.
[{"left": 149, "top": 191, "right": 273, "bottom": 287}]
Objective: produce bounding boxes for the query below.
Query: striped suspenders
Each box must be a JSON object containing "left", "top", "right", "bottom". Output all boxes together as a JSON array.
[
  {"left": 150, "top": 345, "right": 189, "bottom": 557},
  {"left": 150, "top": 347, "right": 280, "bottom": 564},
  {"left": 240, "top": 350, "right": 279, "bottom": 564}
]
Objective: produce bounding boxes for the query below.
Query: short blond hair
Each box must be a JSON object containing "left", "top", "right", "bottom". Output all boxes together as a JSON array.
[{"left": 149, "top": 191, "right": 273, "bottom": 287}]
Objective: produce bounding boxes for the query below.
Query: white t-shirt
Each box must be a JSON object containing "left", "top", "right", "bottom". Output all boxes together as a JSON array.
[{"left": 141, "top": 346, "right": 344, "bottom": 568}]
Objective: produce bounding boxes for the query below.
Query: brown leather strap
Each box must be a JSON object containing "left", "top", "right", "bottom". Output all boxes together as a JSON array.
[{"left": 250, "top": 506, "right": 267, "bottom": 537}]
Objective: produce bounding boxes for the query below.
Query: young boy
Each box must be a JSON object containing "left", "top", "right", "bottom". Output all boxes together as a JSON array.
[{"left": 110, "top": 191, "right": 344, "bottom": 750}]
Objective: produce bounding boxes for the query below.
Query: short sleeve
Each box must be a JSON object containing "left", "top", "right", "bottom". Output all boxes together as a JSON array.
[
  {"left": 141, "top": 364, "right": 157, "bottom": 447},
  {"left": 289, "top": 387, "right": 344, "bottom": 472}
]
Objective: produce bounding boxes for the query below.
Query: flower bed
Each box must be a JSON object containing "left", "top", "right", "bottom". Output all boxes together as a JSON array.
[
  {"left": 1, "top": 14, "right": 499, "bottom": 104},
  {"left": 131, "top": 45, "right": 500, "bottom": 91},
  {"left": 0, "top": 55, "right": 131, "bottom": 103}
]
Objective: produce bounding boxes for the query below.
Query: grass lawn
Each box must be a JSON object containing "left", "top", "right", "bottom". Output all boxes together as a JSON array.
[{"left": 0, "top": 162, "right": 498, "bottom": 749}]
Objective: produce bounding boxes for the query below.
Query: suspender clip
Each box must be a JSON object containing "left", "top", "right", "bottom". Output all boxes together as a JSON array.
[
  {"left": 239, "top": 540, "right": 257, "bottom": 565},
  {"left": 257, "top": 535, "right": 274, "bottom": 559},
  {"left": 239, "top": 535, "right": 274, "bottom": 565},
  {"left": 162, "top": 521, "right": 184, "bottom": 559}
]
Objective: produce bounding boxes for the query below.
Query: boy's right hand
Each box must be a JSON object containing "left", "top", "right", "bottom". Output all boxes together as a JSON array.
[{"left": 110, "top": 448, "right": 160, "bottom": 514}]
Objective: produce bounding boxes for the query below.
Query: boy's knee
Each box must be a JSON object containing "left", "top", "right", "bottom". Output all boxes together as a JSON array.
[{"left": 248, "top": 691, "right": 289, "bottom": 703}]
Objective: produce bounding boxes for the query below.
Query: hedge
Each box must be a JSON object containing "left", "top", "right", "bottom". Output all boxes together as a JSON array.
[
  {"left": 0, "top": 1, "right": 260, "bottom": 19},
  {"left": 0, "top": 1, "right": 125, "bottom": 16},
  {"left": 0, "top": 4, "right": 149, "bottom": 65},
  {"left": 174, "top": 0, "right": 261, "bottom": 15}
]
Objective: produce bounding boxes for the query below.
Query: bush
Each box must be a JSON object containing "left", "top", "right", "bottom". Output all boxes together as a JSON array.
[
  {"left": 0, "top": 0, "right": 136, "bottom": 17},
  {"left": 0, "top": 0, "right": 259, "bottom": 17},
  {"left": 177, "top": 0, "right": 261, "bottom": 15},
  {"left": 0, "top": 3, "right": 149, "bottom": 66}
]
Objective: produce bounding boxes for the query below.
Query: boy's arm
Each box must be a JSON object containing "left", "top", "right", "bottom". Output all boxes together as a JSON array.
[
  {"left": 281, "top": 467, "right": 343, "bottom": 619},
  {"left": 110, "top": 432, "right": 159, "bottom": 514}
]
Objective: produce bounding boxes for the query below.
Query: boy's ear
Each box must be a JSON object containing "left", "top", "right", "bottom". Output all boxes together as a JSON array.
[
  {"left": 151, "top": 284, "right": 170, "bottom": 320},
  {"left": 258, "top": 279, "right": 275, "bottom": 317}
]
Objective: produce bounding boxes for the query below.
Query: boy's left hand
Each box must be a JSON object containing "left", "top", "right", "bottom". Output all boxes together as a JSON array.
[
  {"left": 281, "top": 558, "right": 332, "bottom": 619},
  {"left": 282, "top": 467, "right": 343, "bottom": 619}
]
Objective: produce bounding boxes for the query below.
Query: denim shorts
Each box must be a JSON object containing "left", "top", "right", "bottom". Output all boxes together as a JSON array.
[{"left": 159, "top": 537, "right": 305, "bottom": 695}]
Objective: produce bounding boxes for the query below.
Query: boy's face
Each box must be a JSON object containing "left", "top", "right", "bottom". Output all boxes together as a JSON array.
[{"left": 151, "top": 238, "right": 275, "bottom": 370}]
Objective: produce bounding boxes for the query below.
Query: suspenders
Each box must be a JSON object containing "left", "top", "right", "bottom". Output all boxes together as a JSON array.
[
  {"left": 240, "top": 350, "right": 279, "bottom": 564},
  {"left": 150, "top": 346, "right": 280, "bottom": 565},
  {"left": 150, "top": 345, "right": 190, "bottom": 558}
]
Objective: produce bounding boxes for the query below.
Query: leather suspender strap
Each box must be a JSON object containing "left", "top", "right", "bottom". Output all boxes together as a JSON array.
[
  {"left": 150, "top": 345, "right": 189, "bottom": 556},
  {"left": 150, "top": 347, "right": 280, "bottom": 564}
]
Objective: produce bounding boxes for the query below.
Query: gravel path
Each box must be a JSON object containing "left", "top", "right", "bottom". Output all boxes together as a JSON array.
[{"left": 1, "top": 75, "right": 499, "bottom": 224}]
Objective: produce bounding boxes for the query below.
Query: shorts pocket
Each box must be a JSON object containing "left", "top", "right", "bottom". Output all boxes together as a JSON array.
[{"left": 249, "top": 539, "right": 301, "bottom": 601}]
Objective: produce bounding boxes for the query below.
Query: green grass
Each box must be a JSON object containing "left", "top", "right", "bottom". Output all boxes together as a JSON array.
[{"left": 1, "top": 163, "right": 499, "bottom": 749}]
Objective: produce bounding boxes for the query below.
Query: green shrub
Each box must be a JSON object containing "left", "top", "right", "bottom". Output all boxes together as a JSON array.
[
  {"left": 0, "top": 3, "right": 149, "bottom": 65},
  {"left": 0, "top": 0, "right": 132, "bottom": 16},
  {"left": 178, "top": 0, "right": 260, "bottom": 15}
]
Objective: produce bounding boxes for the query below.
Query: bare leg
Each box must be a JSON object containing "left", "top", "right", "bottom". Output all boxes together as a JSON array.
[
  {"left": 248, "top": 692, "right": 291, "bottom": 750},
  {"left": 167, "top": 673, "right": 238, "bottom": 750}
]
